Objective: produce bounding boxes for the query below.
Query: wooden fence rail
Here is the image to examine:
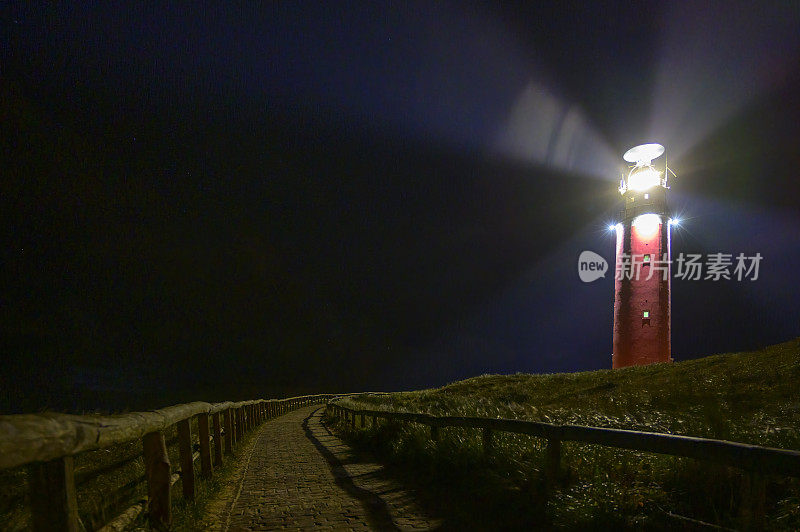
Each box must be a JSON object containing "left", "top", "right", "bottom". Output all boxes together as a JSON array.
[
  {"left": 0, "top": 393, "right": 350, "bottom": 530},
  {"left": 327, "top": 401, "right": 800, "bottom": 528}
]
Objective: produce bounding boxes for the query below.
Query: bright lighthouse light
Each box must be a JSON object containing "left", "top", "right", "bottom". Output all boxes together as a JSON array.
[
  {"left": 608, "top": 223, "right": 617, "bottom": 231},
  {"left": 628, "top": 167, "right": 662, "bottom": 191},
  {"left": 632, "top": 213, "right": 661, "bottom": 237}
]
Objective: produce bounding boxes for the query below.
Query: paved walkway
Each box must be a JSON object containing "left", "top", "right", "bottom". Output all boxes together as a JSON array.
[{"left": 204, "top": 405, "right": 440, "bottom": 531}]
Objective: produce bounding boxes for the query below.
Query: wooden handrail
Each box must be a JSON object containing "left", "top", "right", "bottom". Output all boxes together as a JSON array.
[
  {"left": 328, "top": 399, "right": 800, "bottom": 528},
  {"left": 328, "top": 403, "right": 800, "bottom": 477},
  {"left": 0, "top": 394, "right": 354, "bottom": 469},
  {"left": 0, "top": 392, "right": 365, "bottom": 530}
]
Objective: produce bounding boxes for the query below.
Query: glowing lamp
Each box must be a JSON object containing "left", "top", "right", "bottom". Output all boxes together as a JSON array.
[
  {"left": 632, "top": 213, "right": 661, "bottom": 237},
  {"left": 620, "top": 143, "right": 666, "bottom": 194},
  {"left": 628, "top": 167, "right": 662, "bottom": 191}
]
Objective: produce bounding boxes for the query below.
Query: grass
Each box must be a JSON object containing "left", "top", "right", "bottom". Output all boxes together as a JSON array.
[
  {"left": 332, "top": 338, "right": 800, "bottom": 530},
  {"left": 165, "top": 425, "right": 262, "bottom": 530}
]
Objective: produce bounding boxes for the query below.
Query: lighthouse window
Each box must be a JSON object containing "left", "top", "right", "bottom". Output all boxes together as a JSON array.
[
  {"left": 643, "top": 311, "right": 650, "bottom": 318},
  {"left": 643, "top": 254, "right": 651, "bottom": 263},
  {"left": 644, "top": 193, "right": 649, "bottom": 199}
]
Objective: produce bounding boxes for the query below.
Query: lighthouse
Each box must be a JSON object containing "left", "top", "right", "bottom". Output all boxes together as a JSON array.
[{"left": 611, "top": 143, "right": 673, "bottom": 368}]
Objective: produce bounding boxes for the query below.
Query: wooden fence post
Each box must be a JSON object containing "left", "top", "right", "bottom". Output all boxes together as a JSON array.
[
  {"left": 142, "top": 431, "right": 171, "bottom": 529},
  {"left": 230, "top": 410, "right": 236, "bottom": 447},
  {"left": 230, "top": 409, "right": 237, "bottom": 447},
  {"left": 198, "top": 414, "right": 212, "bottom": 479},
  {"left": 27, "top": 456, "right": 79, "bottom": 531},
  {"left": 483, "top": 428, "right": 493, "bottom": 457},
  {"left": 236, "top": 408, "right": 243, "bottom": 441},
  {"left": 351, "top": 411, "right": 356, "bottom": 429},
  {"left": 546, "top": 438, "right": 561, "bottom": 486},
  {"left": 360, "top": 413, "right": 365, "bottom": 428},
  {"left": 739, "top": 471, "right": 766, "bottom": 530},
  {"left": 224, "top": 408, "right": 233, "bottom": 454},
  {"left": 177, "top": 419, "right": 195, "bottom": 501},
  {"left": 212, "top": 412, "right": 223, "bottom": 466}
]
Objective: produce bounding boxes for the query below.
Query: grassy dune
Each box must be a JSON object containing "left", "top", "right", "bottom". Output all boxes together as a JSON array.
[{"left": 334, "top": 338, "right": 800, "bottom": 530}]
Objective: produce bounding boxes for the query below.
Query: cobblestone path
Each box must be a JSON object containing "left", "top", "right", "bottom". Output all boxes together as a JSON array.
[{"left": 204, "top": 405, "right": 440, "bottom": 531}]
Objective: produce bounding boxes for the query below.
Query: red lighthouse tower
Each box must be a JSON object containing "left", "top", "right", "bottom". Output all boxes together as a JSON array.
[{"left": 612, "top": 143, "right": 673, "bottom": 368}]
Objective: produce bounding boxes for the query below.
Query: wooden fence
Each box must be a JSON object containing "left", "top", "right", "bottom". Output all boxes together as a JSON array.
[
  {"left": 0, "top": 394, "right": 347, "bottom": 530},
  {"left": 327, "top": 401, "right": 800, "bottom": 528}
]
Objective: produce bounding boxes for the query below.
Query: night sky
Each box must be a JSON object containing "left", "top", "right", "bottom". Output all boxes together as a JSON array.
[{"left": 2, "top": 2, "right": 799, "bottom": 413}]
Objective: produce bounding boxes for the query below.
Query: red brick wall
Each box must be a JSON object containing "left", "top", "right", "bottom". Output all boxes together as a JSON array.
[{"left": 612, "top": 216, "right": 671, "bottom": 368}]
